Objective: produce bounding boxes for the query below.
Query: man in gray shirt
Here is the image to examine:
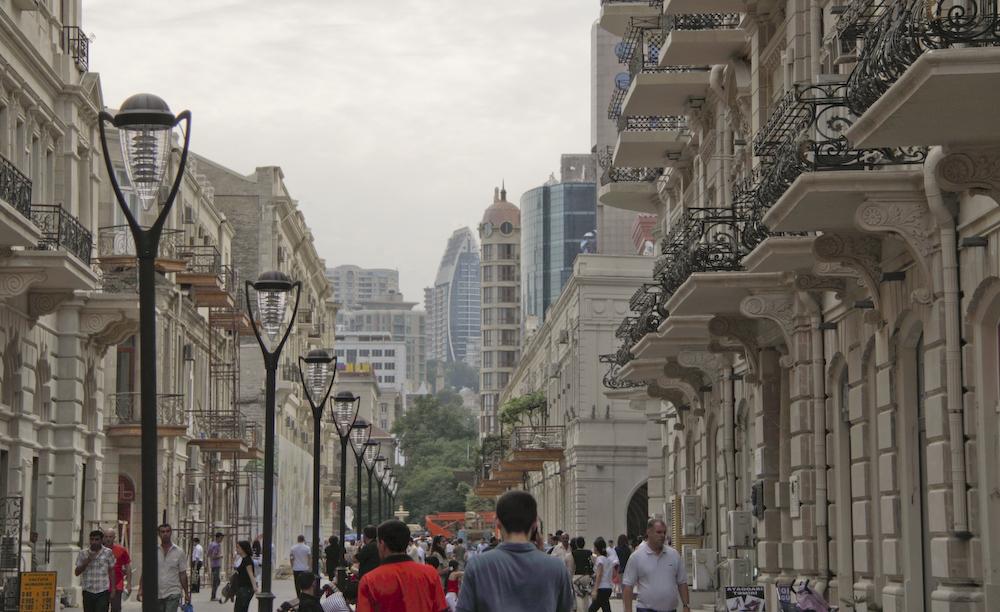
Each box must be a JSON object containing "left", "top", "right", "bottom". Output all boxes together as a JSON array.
[
  {"left": 622, "top": 518, "right": 690, "bottom": 612},
  {"left": 456, "top": 490, "right": 573, "bottom": 612}
]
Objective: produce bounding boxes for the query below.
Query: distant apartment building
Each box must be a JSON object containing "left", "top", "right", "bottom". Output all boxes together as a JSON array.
[
  {"left": 334, "top": 331, "right": 406, "bottom": 417},
  {"left": 478, "top": 186, "right": 521, "bottom": 436},
  {"left": 336, "top": 293, "right": 426, "bottom": 393},
  {"left": 521, "top": 155, "right": 597, "bottom": 323},
  {"left": 428, "top": 228, "right": 482, "bottom": 365},
  {"left": 326, "top": 265, "right": 399, "bottom": 308}
]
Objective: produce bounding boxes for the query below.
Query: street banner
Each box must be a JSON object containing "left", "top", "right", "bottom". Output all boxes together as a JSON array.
[
  {"left": 776, "top": 584, "right": 797, "bottom": 612},
  {"left": 726, "top": 586, "right": 765, "bottom": 611},
  {"left": 20, "top": 571, "right": 57, "bottom": 612}
]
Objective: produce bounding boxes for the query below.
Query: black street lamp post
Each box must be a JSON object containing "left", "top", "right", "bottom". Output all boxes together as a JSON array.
[
  {"left": 246, "top": 271, "right": 302, "bottom": 612},
  {"left": 98, "top": 94, "right": 191, "bottom": 612},
  {"left": 350, "top": 419, "right": 372, "bottom": 533},
  {"left": 332, "top": 391, "right": 361, "bottom": 590},
  {"left": 298, "top": 349, "right": 337, "bottom": 575},
  {"left": 372, "top": 455, "right": 386, "bottom": 524},
  {"left": 363, "top": 442, "right": 379, "bottom": 527}
]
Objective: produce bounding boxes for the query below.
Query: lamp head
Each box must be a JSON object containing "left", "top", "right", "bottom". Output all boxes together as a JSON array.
[
  {"left": 351, "top": 417, "right": 371, "bottom": 455},
  {"left": 300, "top": 349, "right": 335, "bottom": 407},
  {"left": 252, "top": 270, "right": 294, "bottom": 342},
  {"left": 112, "top": 94, "right": 178, "bottom": 212},
  {"left": 364, "top": 441, "right": 380, "bottom": 465},
  {"left": 332, "top": 391, "right": 360, "bottom": 437}
]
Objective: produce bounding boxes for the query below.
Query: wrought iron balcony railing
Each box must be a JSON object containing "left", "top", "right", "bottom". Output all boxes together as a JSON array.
[
  {"left": 511, "top": 426, "right": 565, "bottom": 451},
  {"left": 847, "top": 0, "right": 1000, "bottom": 115},
  {"left": 190, "top": 409, "right": 257, "bottom": 448},
  {"left": 662, "top": 13, "right": 742, "bottom": 33},
  {"left": 600, "top": 353, "right": 649, "bottom": 388},
  {"left": 0, "top": 152, "right": 31, "bottom": 219},
  {"left": 176, "top": 244, "right": 222, "bottom": 274},
  {"left": 30, "top": 204, "right": 93, "bottom": 264},
  {"left": 619, "top": 16, "right": 661, "bottom": 66},
  {"left": 601, "top": 166, "right": 664, "bottom": 187},
  {"left": 108, "top": 392, "right": 186, "bottom": 427},
  {"left": 62, "top": 26, "right": 89, "bottom": 72},
  {"left": 279, "top": 363, "right": 300, "bottom": 383},
  {"left": 97, "top": 263, "right": 138, "bottom": 294},
  {"left": 608, "top": 83, "right": 630, "bottom": 120},
  {"left": 618, "top": 114, "right": 687, "bottom": 133},
  {"left": 836, "top": 0, "right": 894, "bottom": 39},
  {"left": 298, "top": 308, "right": 314, "bottom": 324},
  {"left": 98, "top": 225, "right": 186, "bottom": 260}
]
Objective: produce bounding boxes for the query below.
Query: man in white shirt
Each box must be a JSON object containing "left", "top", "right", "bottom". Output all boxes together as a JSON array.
[
  {"left": 290, "top": 535, "right": 312, "bottom": 598},
  {"left": 622, "top": 519, "right": 690, "bottom": 612},
  {"left": 190, "top": 537, "right": 204, "bottom": 592},
  {"left": 137, "top": 523, "right": 190, "bottom": 612}
]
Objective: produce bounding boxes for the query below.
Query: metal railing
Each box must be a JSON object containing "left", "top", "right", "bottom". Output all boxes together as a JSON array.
[
  {"left": 0, "top": 152, "right": 31, "bottom": 219},
  {"left": 280, "top": 363, "right": 300, "bottom": 383},
  {"left": 601, "top": 166, "right": 664, "bottom": 186},
  {"left": 511, "top": 426, "right": 565, "bottom": 451},
  {"left": 618, "top": 114, "right": 687, "bottom": 132},
  {"left": 97, "top": 262, "right": 139, "bottom": 294},
  {"left": 0, "top": 497, "right": 22, "bottom": 612},
  {"left": 63, "top": 26, "right": 89, "bottom": 72},
  {"left": 108, "top": 392, "right": 186, "bottom": 427},
  {"left": 98, "top": 225, "right": 186, "bottom": 260},
  {"left": 176, "top": 244, "right": 222, "bottom": 274},
  {"left": 30, "top": 204, "right": 93, "bottom": 264},
  {"left": 836, "top": 0, "right": 894, "bottom": 39},
  {"left": 663, "top": 13, "right": 742, "bottom": 33},
  {"left": 190, "top": 409, "right": 257, "bottom": 448}
]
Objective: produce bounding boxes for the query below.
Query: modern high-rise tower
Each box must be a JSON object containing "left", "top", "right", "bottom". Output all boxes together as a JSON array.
[
  {"left": 428, "top": 228, "right": 482, "bottom": 364},
  {"left": 478, "top": 186, "right": 521, "bottom": 436}
]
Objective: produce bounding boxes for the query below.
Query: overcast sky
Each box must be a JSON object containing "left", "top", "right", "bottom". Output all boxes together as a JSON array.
[{"left": 85, "top": 0, "right": 597, "bottom": 303}]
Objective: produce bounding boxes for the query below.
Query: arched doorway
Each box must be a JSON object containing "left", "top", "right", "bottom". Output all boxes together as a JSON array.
[{"left": 626, "top": 482, "right": 648, "bottom": 542}]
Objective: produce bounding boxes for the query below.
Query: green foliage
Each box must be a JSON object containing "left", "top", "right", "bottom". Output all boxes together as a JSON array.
[
  {"left": 498, "top": 391, "right": 547, "bottom": 433},
  {"left": 425, "top": 358, "right": 479, "bottom": 393},
  {"left": 396, "top": 465, "right": 466, "bottom": 523},
  {"left": 459, "top": 482, "right": 496, "bottom": 513},
  {"left": 392, "top": 395, "right": 477, "bottom": 456}
]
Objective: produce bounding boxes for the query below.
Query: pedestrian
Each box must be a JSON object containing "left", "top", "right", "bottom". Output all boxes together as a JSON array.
[
  {"left": 353, "top": 524, "right": 381, "bottom": 579},
  {"left": 613, "top": 534, "right": 631, "bottom": 599},
  {"left": 476, "top": 537, "right": 488, "bottom": 554},
  {"left": 233, "top": 540, "right": 258, "bottom": 612},
  {"left": 103, "top": 528, "right": 132, "bottom": 612},
  {"left": 622, "top": 519, "right": 690, "bottom": 612},
  {"left": 444, "top": 559, "right": 463, "bottom": 612},
  {"left": 320, "top": 581, "right": 358, "bottom": 612},
  {"left": 137, "top": 523, "right": 191, "bottom": 612},
  {"left": 75, "top": 530, "right": 116, "bottom": 612},
  {"left": 208, "top": 532, "right": 224, "bottom": 601},
  {"left": 430, "top": 535, "right": 448, "bottom": 567},
  {"left": 452, "top": 538, "right": 467, "bottom": 570},
  {"left": 190, "top": 537, "right": 204, "bottom": 593},
  {"left": 324, "top": 536, "right": 340, "bottom": 582},
  {"left": 445, "top": 538, "right": 455, "bottom": 558},
  {"left": 551, "top": 531, "right": 572, "bottom": 575},
  {"left": 295, "top": 571, "right": 323, "bottom": 612},
  {"left": 588, "top": 538, "right": 613, "bottom": 612},
  {"left": 455, "top": 490, "right": 573, "bottom": 612},
  {"left": 290, "top": 535, "right": 312, "bottom": 597},
  {"left": 356, "top": 519, "right": 448, "bottom": 612},
  {"left": 571, "top": 536, "right": 594, "bottom": 612}
]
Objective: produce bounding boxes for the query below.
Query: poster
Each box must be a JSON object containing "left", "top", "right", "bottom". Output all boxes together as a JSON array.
[
  {"left": 20, "top": 571, "right": 57, "bottom": 612},
  {"left": 776, "top": 584, "right": 797, "bottom": 612},
  {"left": 726, "top": 586, "right": 765, "bottom": 611}
]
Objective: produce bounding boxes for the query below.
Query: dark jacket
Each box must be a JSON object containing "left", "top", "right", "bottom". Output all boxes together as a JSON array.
[
  {"left": 355, "top": 540, "right": 381, "bottom": 578},
  {"left": 297, "top": 591, "right": 323, "bottom": 612}
]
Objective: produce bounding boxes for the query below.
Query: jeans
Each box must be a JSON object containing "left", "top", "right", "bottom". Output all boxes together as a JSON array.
[
  {"left": 82, "top": 590, "right": 110, "bottom": 612},
  {"left": 158, "top": 593, "right": 181, "bottom": 612},
  {"left": 211, "top": 566, "right": 221, "bottom": 599},
  {"left": 110, "top": 590, "right": 123, "bottom": 612},
  {"left": 234, "top": 587, "right": 255, "bottom": 612},
  {"left": 588, "top": 588, "right": 612, "bottom": 612}
]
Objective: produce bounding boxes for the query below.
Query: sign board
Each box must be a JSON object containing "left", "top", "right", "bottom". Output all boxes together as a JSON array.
[
  {"left": 776, "top": 584, "right": 797, "bottom": 612},
  {"left": 20, "top": 571, "right": 57, "bottom": 612},
  {"left": 789, "top": 475, "right": 800, "bottom": 519},
  {"left": 726, "top": 586, "right": 766, "bottom": 611}
]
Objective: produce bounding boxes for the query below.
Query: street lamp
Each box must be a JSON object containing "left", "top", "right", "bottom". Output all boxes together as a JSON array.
[
  {"left": 351, "top": 418, "right": 372, "bottom": 534},
  {"left": 382, "top": 469, "right": 394, "bottom": 522},
  {"left": 246, "top": 271, "right": 302, "bottom": 612},
  {"left": 298, "top": 349, "right": 337, "bottom": 575},
  {"left": 363, "top": 441, "right": 380, "bottom": 527},
  {"left": 389, "top": 477, "right": 399, "bottom": 518},
  {"left": 372, "top": 455, "right": 386, "bottom": 524},
  {"left": 332, "top": 391, "right": 361, "bottom": 590},
  {"left": 98, "top": 94, "right": 191, "bottom": 612}
]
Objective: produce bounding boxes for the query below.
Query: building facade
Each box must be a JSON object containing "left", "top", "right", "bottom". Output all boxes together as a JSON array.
[
  {"left": 334, "top": 331, "right": 407, "bottom": 407},
  {"left": 336, "top": 293, "right": 426, "bottom": 393},
  {"left": 478, "top": 187, "right": 521, "bottom": 436},
  {"left": 595, "top": 1, "right": 1000, "bottom": 611},
  {"left": 326, "top": 264, "right": 399, "bottom": 309},
  {"left": 428, "top": 227, "right": 481, "bottom": 365},
  {"left": 521, "top": 156, "right": 598, "bottom": 323}
]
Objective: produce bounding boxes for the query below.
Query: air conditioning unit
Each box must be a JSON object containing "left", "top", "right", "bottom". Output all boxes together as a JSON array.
[
  {"left": 682, "top": 495, "right": 703, "bottom": 536},
  {"left": 186, "top": 483, "right": 199, "bottom": 506},
  {"left": 183, "top": 343, "right": 195, "bottom": 362},
  {"left": 558, "top": 330, "right": 569, "bottom": 344},
  {"left": 183, "top": 205, "right": 195, "bottom": 224},
  {"left": 186, "top": 445, "right": 201, "bottom": 470},
  {"left": 727, "top": 557, "right": 752, "bottom": 587},
  {"left": 285, "top": 416, "right": 292, "bottom": 427},
  {"left": 728, "top": 511, "right": 754, "bottom": 549},
  {"left": 690, "top": 549, "right": 715, "bottom": 591},
  {"left": 832, "top": 35, "right": 858, "bottom": 65}
]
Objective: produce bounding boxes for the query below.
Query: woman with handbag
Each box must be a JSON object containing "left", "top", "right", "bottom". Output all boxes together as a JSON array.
[{"left": 233, "top": 540, "right": 257, "bottom": 612}]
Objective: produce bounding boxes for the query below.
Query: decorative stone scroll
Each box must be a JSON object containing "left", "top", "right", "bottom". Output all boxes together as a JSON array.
[
  {"left": 812, "top": 233, "right": 884, "bottom": 326},
  {"left": 855, "top": 200, "right": 934, "bottom": 305},
  {"left": 936, "top": 148, "right": 1000, "bottom": 204},
  {"left": 0, "top": 270, "right": 47, "bottom": 299},
  {"left": 662, "top": 361, "right": 706, "bottom": 393},
  {"left": 678, "top": 350, "right": 722, "bottom": 384},
  {"left": 708, "top": 316, "right": 760, "bottom": 383},
  {"left": 793, "top": 274, "right": 846, "bottom": 300},
  {"left": 87, "top": 318, "right": 139, "bottom": 357},
  {"left": 28, "top": 292, "right": 74, "bottom": 320},
  {"left": 740, "top": 293, "right": 796, "bottom": 351}
]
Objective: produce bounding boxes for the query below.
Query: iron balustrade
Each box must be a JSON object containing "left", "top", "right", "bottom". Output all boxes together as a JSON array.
[
  {"left": 618, "top": 114, "right": 687, "bottom": 133},
  {"left": 0, "top": 497, "right": 22, "bottom": 612},
  {"left": 662, "top": 13, "right": 743, "bottom": 33},
  {"left": 620, "top": 16, "right": 661, "bottom": 66},
  {"left": 298, "top": 308, "right": 314, "bottom": 324},
  {"left": 847, "top": 0, "right": 1000, "bottom": 115},
  {"left": 601, "top": 166, "right": 664, "bottom": 186},
  {"left": 600, "top": 353, "right": 649, "bottom": 388},
  {"left": 98, "top": 225, "right": 186, "bottom": 260},
  {"left": 511, "top": 425, "right": 565, "bottom": 450},
  {"left": 30, "top": 204, "right": 94, "bottom": 264},
  {"left": 836, "top": 0, "right": 894, "bottom": 39},
  {"left": 108, "top": 392, "right": 186, "bottom": 427},
  {"left": 279, "top": 363, "right": 300, "bottom": 382},
  {"left": 97, "top": 262, "right": 139, "bottom": 293},
  {"left": 608, "top": 85, "right": 629, "bottom": 120},
  {"left": 190, "top": 409, "right": 257, "bottom": 448},
  {"left": 177, "top": 244, "right": 222, "bottom": 273},
  {"left": 62, "top": 26, "right": 89, "bottom": 72},
  {"left": 0, "top": 152, "right": 31, "bottom": 220}
]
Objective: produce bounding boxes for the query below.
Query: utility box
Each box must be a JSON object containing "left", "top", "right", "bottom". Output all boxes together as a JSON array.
[
  {"left": 728, "top": 511, "right": 754, "bottom": 548},
  {"left": 727, "top": 557, "right": 752, "bottom": 587},
  {"left": 690, "top": 549, "right": 715, "bottom": 591},
  {"left": 682, "top": 495, "right": 702, "bottom": 536}
]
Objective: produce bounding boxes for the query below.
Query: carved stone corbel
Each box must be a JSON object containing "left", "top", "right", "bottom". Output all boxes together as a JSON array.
[
  {"left": 678, "top": 350, "right": 722, "bottom": 386},
  {"left": 87, "top": 319, "right": 139, "bottom": 357},
  {"left": 793, "top": 274, "right": 846, "bottom": 300},
  {"left": 708, "top": 316, "right": 760, "bottom": 383},
  {"left": 936, "top": 147, "right": 1000, "bottom": 204},
  {"left": 740, "top": 293, "right": 796, "bottom": 351},
  {"left": 812, "top": 233, "right": 884, "bottom": 326},
  {"left": 28, "top": 292, "right": 75, "bottom": 320},
  {"left": 661, "top": 361, "right": 706, "bottom": 392},
  {"left": 854, "top": 200, "right": 934, "bottom": 305},
  {"left": 0, "top": 270, "right": 47, "bottom": 299}
]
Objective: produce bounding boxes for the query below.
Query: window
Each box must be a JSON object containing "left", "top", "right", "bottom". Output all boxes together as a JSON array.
[
  {"left": 498, "top": 244, "right": 516, "bottom": 259},
  {"left": 482, "top": 372, "right": 493, "bottom": 389},
  {"left": 482, "top": 266, "right": 493, "bottom": 282},
  {"left": 499, "top": 265, "right": 516, "bottom": 282},
  {"left": 366, "top": 315, "right": 372, "bottom": 324},
  {"left": 499, "top": 287, "right": 516, "bottom": 303},
  {"left": 482, "top": 287, "right": 493, "bottom": 303},
  {"left": 497, "top": 372, "right": 510, "bottom": 389},
  {"left": 482, "top": 330, "right": 493, "bottom": 347},
  {"left": 381, "top": 420, "right": 388, "bottom": 429},
  {"left": 498, "top": 309, "right": 516, "bottom": 325},
  {"left": 373, "top": 363, "right": 382, "bottom": 370},
  {"left": 482, "top": 394, "right": 496, "bottom": 412},
  {"left": 500, "top": 330, "right": 517, "bottom": 346},
  {"left": 498, "top": 351, "right": 516, "bottom": 368},
  {"left": 335, "top": 349, "right": 345, "bottom": 357},
  {"left": 372, "top": 349, "right": 382, "bottom": 357},
  {"left": 381, "top": 404, "right": 388, "bottom": 413},
  {"left": 346, "top": 349, "right": 357, "bottom": 362},
  {"left": 385, "top": 363, "right": 395, "bottom": 370},
  {"left": 482, "top": 351, "right": 493, "bottom": 368},
  {"left": 359, "top": 349, "right": 370, "bottom": 357},
  {"left": 483, "top": 244, "right": 494, "bottom": 261},
  {"left": 483, "top": 309, "right": 493, "bottom": 325},
  {"left": 384, "top": 376, "right": 395, "bottom": 383},
  {"left": 385, "top": 349, "right": 395, "bottom": 357}
]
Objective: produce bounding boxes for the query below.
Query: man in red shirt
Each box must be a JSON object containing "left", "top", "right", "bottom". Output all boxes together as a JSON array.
[
  {"left": 103, "top": 528, "right": 132, "bottom": 612},
  {"left": 357, "top": 519, "right": 448, "bottom": 612}
]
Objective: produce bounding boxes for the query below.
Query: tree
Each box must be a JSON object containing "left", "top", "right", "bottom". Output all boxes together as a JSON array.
[
  {"left": 396, "top": 465, "right": 466, "bottom": 523},
  {"left": 445, "top": 361, "right": 479, "bottom": 393},
  {"left": 392, "top": 395, "right": 477, "bottom": 457},
  {"left": 460, "top": 482, "right": 496, "bottom": 513}
]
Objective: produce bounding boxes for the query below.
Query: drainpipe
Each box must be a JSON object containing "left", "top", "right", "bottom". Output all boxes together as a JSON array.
[
  {"left": 811, "top": 0, "right": 822, "bottom": 83},
  {"left": 800, "top": 293, "right": 829, "bottom": 593},
  {"left": 723, "top": 358, "right": 736, "bottom": 513},
  {"left": 924, "top": 146, "right": 970, "bottom": 536}
]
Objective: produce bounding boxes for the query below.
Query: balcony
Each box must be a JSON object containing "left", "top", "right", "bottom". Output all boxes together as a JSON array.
[
  {"left": 62, "top": 26, "right": 89, "bottom": 72},
  {"left": 614, "top": 115, "right": 689, "bottom": 168},
  {"left": 107, "top": 392, "right": 187, "bottom": 437},
  {"left": 621, "top": 69, "right": 711, "bottom": 117},
  {"left": 835, "top": 0, "right": 893, "bottom": 40},
  {"left": 0, "top": 204, "right": 98, "bottom": 292},
  {"left": 31, "top": 205, "right": 92, "bottom": 265},
  {"left": 659, "top": 13, "right": 747, "bottom": 67},
  {"left": 663, "top": 0, "right": 749, "bottom": 13},
  {"left": 599, "top": 0, "right": 663, "bottom": 37},
  {"left": 508, "top": 425, "right": 565, "bottom": 467},
  {"left": 97, "top": 226, "right": 189, "bottom": 273},
  {"left": 188, "top": 410, "right": 261, "bottom": 458},
  {"left": 597, "top": 146, "right": 662, "bottom": 214},
  {"left": 845, "top": 0, "right": 1000, "bottom": 147},
  {"left": 0, "top": 153, "right": 38, "bottom": 248}
]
